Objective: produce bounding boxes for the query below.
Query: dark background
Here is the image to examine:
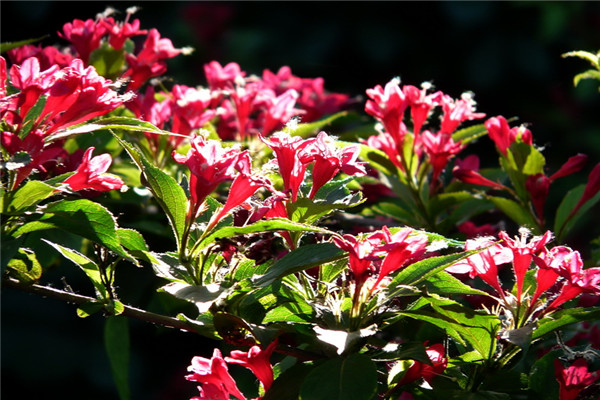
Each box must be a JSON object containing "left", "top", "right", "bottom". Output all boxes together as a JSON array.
[{"left": 2, "top": 1, "right": 600, "bottom": 399}]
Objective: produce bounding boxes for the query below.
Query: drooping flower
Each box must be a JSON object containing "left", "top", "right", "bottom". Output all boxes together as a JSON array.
[
  {"left": 186, "top": 348, "right": 247, "bottom": 400},
  {"left": 498, "top": 229, "right": 553, "bottom": 301},
  {"left": 398, "top": 343, "right": 448, "bottom": 386},
  {"left": 554, "top": 359, "right": 600, "bottom": 400},
  {"left": 452, "top": 167, "right": 509, "bottom": 191},
  {"left": 225, "top": 339, "right": 278, "bottom": 392},
  {"left": 172, "top": 135, "right": 248, "bottom": 220},
  {"left": 301, "top": 131, "right": 367, "bottom": 199},
  {"left": 403, "top": 83, "right": 444, "bottom": 136},
  {"left": 567, "top": 162, "right": 600, "bottom": 221},
  {"left": 62, "top": 147, "right": 124, "bottom": 192}
]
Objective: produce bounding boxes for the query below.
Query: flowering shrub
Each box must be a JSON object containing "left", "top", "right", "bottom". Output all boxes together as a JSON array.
[{"left": 2, "top": 8, "right": 599, "bottom": 400}]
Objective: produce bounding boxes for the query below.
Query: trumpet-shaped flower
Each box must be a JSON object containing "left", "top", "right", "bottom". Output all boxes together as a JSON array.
[
  {"left": 365, "top": 78, "right": 409, "bottom": 144},
  {"left": 403, "top": 83, "right": 444, "bottom": 136},
  {"left": 225, "top": 339, "right": 278, "bottom": 391},
  {"left": 204, "top": 61, "right": 245, "bottom": 91},
  {"left": 58, "top": 18, "right": 107, "bottom": 63},
  {"left": 62, "top": 147, "right": 124, "bottom": 192},
  {"left": 439, "top": 92, "right": 485, "bottom": 134},
  {"left": 499, "top": 229, "right": 553, "bottom": 301},
  {"left": 100, "top": 14, "right": 147, "bottom": 50},
  {"left": 173, "top": 135, "right": 248, "bottom": 219},
  {"left": 186, "top": 348, "right": 247, "bottom": 400},
  {"left": 255, "top": 88, "right": 304, "bottom": 136},
  {"left": 485, "top": 116, "right": 533, "bottom": 156},
  {"left": 421, "top": 130, "right": 463, "bottom": 185},
  {"left": 301, "top": 131, "right": 367, "bottom": 199},
  {"left": 554, "top": 359, "right": 600, "bottom": 400},
  {"left": 171, "top": 84, "right": 217, "bottom": 139},
  {"left": 398, "top": 343, "right": 448, "bottom": 386}
]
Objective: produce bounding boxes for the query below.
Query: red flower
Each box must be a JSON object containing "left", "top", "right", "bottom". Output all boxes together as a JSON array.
[
  {"left": 173, "top": 135, "right": 248, "bottom": 220},
  {"left": 421, "top": 130, "right": 463, "bottom": 186},
  {"left": 404, "top": 83, "right": 444, "bottom": 136},
  {"left": 485, "top": 116, "right": 532, "bottom": 156},
  {"left": 62, "top": 147, "right": 124, "bottom": 192},
  {"left": 170, "top": 84, "right": 217, "bottom": 139},
  {"left": 186, "top": 348, "right": 247, "bottom": 400},
  {"left": 439, "top": 92, "right": 485, "bottom": 135},
  {"left": 58, "top": 18, "right": 107, "bottom": 63},
  {"left": 498, "top": 229, "right": 553, "bottom": 301},
  {"left": 365, "top": 131, "right": 404, "bottom": 170},
  {"left": 260, "top": 131, "right": 315, "bottom": 202},
  {"left": 446, "top": 237, "right": 513, "bottom": 298},
  {"left": 399, "top": 343, "right": 448, "bottom": 386},
  {"left": 204, "top": 61, "right": 245, "bottom": 91},
  {"left": 225, "top": 339, "right": 278, "bottom": 392},
  {"left": 7, "top": 44, "right": 74, "bottom": 70},
  {"left": 457, "top": 221, "right": 498, "bottom": 239},
  {"left": 452, "top": 167, "right": 509, "bottom": 191},
  {"left": 301, "top": 131, "right": 367, "bottom": 199},
  {"left": 100, "top": 12, "right": 147, "bottom": 50},
  {"left": 365, "top": 78, "right": 409, "bottom": 145},
  {"left": 568, "top": 162, "right": 600, "bottom": 220},
  {"left": 255, "top": 88, "right": 304, "bottom": 136},
  {"left": 554, "top": 359, "right": 600, "bottom": 400}
]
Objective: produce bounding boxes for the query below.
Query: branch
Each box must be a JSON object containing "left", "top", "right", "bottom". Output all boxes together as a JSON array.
[{"left": 2, "top": 277, "right": 195, "bottom": 332}]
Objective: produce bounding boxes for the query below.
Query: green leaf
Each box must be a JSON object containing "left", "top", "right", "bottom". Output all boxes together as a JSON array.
[
  {"left": 356, "top": 143, "right": 398, "bottom": 177},
  {"left": 289, "top": 194, "right": 364, "bottom": 226},
  {"left": 263, "top": 300, "right": 314, "bottom": 323},
  {"left": 263, "top": 363, "right": 313, "bottom": 400},
  {"left": 423, "top": 271, "right": 490, "bottom": 297},
  {"left": 386, "top": 250, "right": 479, "bottom": 295},
  {"left": 6, "top": 248, "right": 42, "bottom": 284},
  {"left": 117, "top": 228, "right": 149, "bottom": 252},
  {"left": 89, "top": 42, "right": 126, "bottom": 80},
  {"left": 19, "top": 95, "right": 47, "bottom": 139},
  {"left": 486, "top": 196, "right": 538, "bottom": 231},
  {"left": 0, "top": 234, "right": 24, "bottom": 274},
  {"left": 42, "top": 240, "right": 109, "bottom": 300},
  {"left": 160, "top": 282, "right": 234, "bottom": 313},
  {"left": 46, "top": 116, "right": 173, "bottom": 142},
  {"left": 117, "top": 137, "right": 188, "bottom": 250},
  {"left": 104, "top": 315, "right": 131, "bottom": 400},
  {"left": 195, "top": 218, "right": 333, "bottom": 254},
  {"left": 562, "top": 50, "right": 600, "bottom": 68},
  {"left": 532, "top": 306, "right": 600, "bottom": 340},
  {"left": 253, "top": 242, "right": 346, "bottom": 287},
  {"left": 76, "top": 301, "right": 104, "bottom": 318},
  {"left": 14, "top": 198, "right": 132, "bottom": 262},
  {"left": 299, "top": 354, "right": 377, "bottom": 400},
  {"left": 289, "top": 111, "right": 349, "bottom": 138},
  {"left": 554, "top": 185, "right": 600, "bottom": 241},
  {"left": 2, "top": 180, "right": 57, "bottom": 215},
  {"left": 147, "top": 251, "right": 192, "bottom": 283},
  {"left": 452, "top": 123, "right": 488, "bottom": 145},
  {"left": 528, "top": 349, "right": 561, "bottom": 400},
  {"left": 0, "top": 36, "right": 49, "bottom": 53}
]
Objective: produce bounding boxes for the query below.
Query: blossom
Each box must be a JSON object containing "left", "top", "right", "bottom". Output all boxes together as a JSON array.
[
  {"left": 7, "top": 44, "right": 74, "bottom": 70},
  {"left": 485, "top": 116, "right": 533, "bottom": 156},
  {"left": 554, "top": 359, "right": 600, "bottom": 400},
  {"left": 498, "top": 229, "right": 553, "bottom": 301},
  {"left": 457, "top": 221, "right": 498, "bottom": 239},
  {"left": 403, "top": 83, "right": 444, "bottom": 136},
  {"left": 301, "top": 131, "right": 367, "bottom": 199},
  {"left": 439, "top": 92, "right": 485, "bottom": 135},
  {"left": 100, "top": 13, "right": 147, "bottom": 50},
  {"left": 365, "top": 131, "right": 404, "bottom": 170},
  {"left": 371, "top": 227, "right": 428, "bottom": 291},
  {"left": 172, "top": 135, "right": 248, "bottom": 219},
  {"left": 568, "top": 162, "right": 600, "bottom": 221},
  {"left": 260, "top": 131, "right": 315, "bottom": 201},
  {"left": 225, "top": 339, "right": 278, "bottom": 391},
  {"left": 398, "top": 343, "right": 448, "bottom": 386},
  {"left": 204, "top": 61, "right": 245, "bottom": 91},
  {"left": 186, "top": 348, "right": 247, "bottom": 400},
  {"left": 255, "top": 88, "right": 304, "bottom": 136},
  {"left": 365, "top": 78, "right": 409, "bottom": 144},
  {"left": 58, "top": 18, "right": 108, "bottom": 63},
  {"left": 420, "top": 130, "right": 463, "bottom": 186},
  {"left": 170, "top": 84, "right": 218, "bottom": 139},
  {"left": 62, "top": 147, "right": 124, "bottom": 192},
  {"left": 452, "top": 167, "right": 509, "bottom": 191},
  {"left": 446, "top": 236, "right": 513, "bottom": 298}
]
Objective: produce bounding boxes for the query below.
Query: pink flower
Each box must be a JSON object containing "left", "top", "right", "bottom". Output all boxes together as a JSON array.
[
  {"left": 498, "top": 229, "right": 553, "bottom": 301},
  {"left": 365, "top": 131, "right": 404, "bottom": 170},
  {"left": 170, "top": 84, "right": 217, "bottom": 139},
  {"left": 8, "top": 44, "right": 74, "bottom": 70},
  {"left": 225, "top": 339, "right": 278, "bottom": 391},
  {"left": 260, "top": 131, "right": 315, "bottom": 202},
  {"left": 301, "top": 131, "right": 367, "bottom": 199},
  {"left": 568, "top": 162, "right": 600, "bottom": 220},
  {"left": 100, "top": 14, "right": 147, "bottom": 50},
  {"left": 421, "top": 131, "right": 463, "bottom": 186},
  {"left": 554, "top": 359, "right": 600, "bottom": 400},
  {"left": 452, "top": 167, "right": 509, "bottom": 191},
  {"left": 446, "top": 237, "right": 513, "bottom": 298},
  {"left": 58, "top": 18, "right": 108, "bottom": 63},
  {"left": 371, "top": 227, "right": 428, "bottom": 291},
  {"left": 63, "top": 147, "right": 124, "bottom": 192},
  {"left": 204, "top": 61, "right": 245, "bottom": 91},
  {"left": 173, "top": 135, "right": 248, "bottom": 220},
  {"left": 485, "top": 116, "right": 533, "bottom": 156},
  {"left": 124, "top": 29, "right": 185, "bottom": 91},
  {"left": 126, "top": 86, "right": 172, "bottom": 150},
  {"left": 439, "top": 92, "right": 485, "bottom": 135},
  {"left": 457, "top": 221, "right": 498, "bottom": 239},
  {"left": 365, "top": 78, "right": 409, "bottom": 144},
  {"left": 255, "top": 88, "right": 304, "bottom": 136},
  {"left": 398, "top": 343, "right": 447, "bottom": 386},
  {"left": 403, "top": 84, "right": 444, "bottom": 136},
  {"left": 186, "top": 348, "right": 247, "bottom": 400}
]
